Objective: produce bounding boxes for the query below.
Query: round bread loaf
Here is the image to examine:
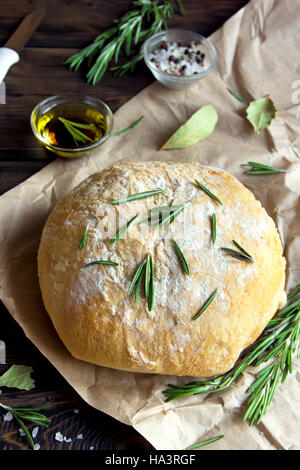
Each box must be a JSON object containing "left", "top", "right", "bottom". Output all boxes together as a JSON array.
[{"left": 38, "top": 161, "right": 286, "bottom": 377}]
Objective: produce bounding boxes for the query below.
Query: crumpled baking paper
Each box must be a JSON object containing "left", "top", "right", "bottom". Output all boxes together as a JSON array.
[{"left": 0, "top": 0, "right": 299, "bottom": 450}]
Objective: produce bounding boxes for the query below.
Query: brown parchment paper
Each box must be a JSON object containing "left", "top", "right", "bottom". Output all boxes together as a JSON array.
[{"left": 0, "top": 0, "right": 300, "bottom": 450}]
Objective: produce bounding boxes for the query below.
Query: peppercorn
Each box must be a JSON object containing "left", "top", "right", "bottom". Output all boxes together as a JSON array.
[{"left": 161, "top": 42, "right": 168, "bottom": 50}]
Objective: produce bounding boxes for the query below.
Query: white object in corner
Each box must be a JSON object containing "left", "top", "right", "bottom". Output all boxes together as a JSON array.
[{"left": 0, "top": 47, "right": 20, "bottom": 84}]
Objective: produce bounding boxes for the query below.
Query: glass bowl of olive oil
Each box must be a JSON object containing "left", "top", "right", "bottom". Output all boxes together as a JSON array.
[{"left": 30, "top": 95, "right": 114, "bottom": 158}]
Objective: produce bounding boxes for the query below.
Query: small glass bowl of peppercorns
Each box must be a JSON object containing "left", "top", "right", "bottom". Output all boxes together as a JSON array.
[{"left": 143, "top": 29, "right": 217, "bottom": 90}]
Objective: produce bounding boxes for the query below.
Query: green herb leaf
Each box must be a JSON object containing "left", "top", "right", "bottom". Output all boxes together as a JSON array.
[
  {"left": 163, "top": 285, "right": 300, "bottom": 415},
  {"left": 242, "top": 161, "right": 286, "bottom": 175},
  {"left": 128, "top": 259, "right": 147, "bottom": 295},
  {"left": 211, "top": 213, "right": 216, "bottom": 244},
  {"left": 0, "top": 402, "right": 51, "bottom": 449},
  {"left": 145, "top": 253, "right": 151, "bottom": 297},
  {"left": 58, "top": 117, "right": 95, "bottom": 146},
  {"left": 110, "top": 213, "right": 139, "bottom": 244},
  {"left": 186, "top": 434, "right": 224, "bottom": 449},
  {"left": 173, "top": 240, "right": 189, "bottom": 275},
  {"left": 81, "top": 260, "right": 119, "bottom": 268},
  {"left": 161, "top": 105, "right": 218, "bottom": 150},
  {"left": 79, "top": 225, "right": 90, "bottom": 250},
  {"left": 246, "top": 97, "right": 277, "bottom": 134},
  {"left": 114, "top": 116, "right": 143, "bottom": 135},
  {"left": 221, "top": 247, "right": 254, "bottom": 262},
  {"left": 192, "top": 289, "right": 218, "bottom": 321},
  {"left": 148, "top": 254, "right": 155, "bottom": 312},
  {"left": 227, "top": 88, "right": 244, "bottom": 103},
  {"left": 232, "top": 240, "right": 253, "bottom": 260},
  {"left": 221, "top": 240, "right": 254, "bottom": 262},
  {"left": 0, "top": 365, "right": 35, "bottom": 390},
  {"left": 111, "top": 189, "right": 165, "bottom": 205},
  {"left": 135, "top": 263, "right": 145, "bottom": 303},
  {"left": 195, "top": 180, "right": 223, "bottom": 206},
  {"left": 65, "top": 0, "right": 185, "bottom": 84}
]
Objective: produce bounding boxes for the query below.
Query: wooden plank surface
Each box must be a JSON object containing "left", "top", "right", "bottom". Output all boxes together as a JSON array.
[{"left": 0, "top": 0, "right": 248, "bottom": 451}]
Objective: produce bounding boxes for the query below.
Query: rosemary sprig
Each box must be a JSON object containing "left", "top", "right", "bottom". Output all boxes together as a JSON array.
[
  {"left": 65, "top": 0, "right": 185, "bottom": 84},
  {"left": 173, "top": 239, "right": 189, "bottom": 275},
  {"left": 128, "top": 254, "right": 154, "bottom": 311},
  {"left": 79, "top": 225, "right": 90, "bottom": 250},
  {"left": 221, "top": 240, "right": 254, "bottom": 262},
  {"left": 114, "top": 116, "right": 143, "bottom": 136},
  {"left": 110, "top": 213, "right": 139, "bottom": 244},
  {"left": 111, "top": 189, "right": 165, "bottom": 205},
  {"left": 195, "top": 180, "right": 223, "bottom": 206},
  {"left": 211, "top": 213, "right": 216, "bottom": 245},
  {"left": 0, "top": 402, "right": 51, "bottom": 449},
  {"left": 242, "top": 161, "right": 287, "bottom": 175},
  {"left": 81, "top": 260, "right": 119, "bottom": 268},
  {"left": 192, "top": 289, "right": 218, "bottom": 321},
  {"left": 163, "top": 284, "right": 300, "bottom": 425},
  {"left": 186, "top": 434, "right": 224, "bottom": 450},
  {"left": 58, "top": 117, "right": 95, "bottom": 147}
]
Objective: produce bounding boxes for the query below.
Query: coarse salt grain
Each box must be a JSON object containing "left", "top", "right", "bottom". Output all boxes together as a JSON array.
[
  {"left": 0, "top": 340, "right": 6, "bottom": 364},
  {"left": 55, "top": 431, "right": 64, "bottom": 442},
  {"left": 32, "top": 426, "right": 39, "bottom": 438},
  {"left": 3, "top": 411, "right": 13, "bottom": 421}
]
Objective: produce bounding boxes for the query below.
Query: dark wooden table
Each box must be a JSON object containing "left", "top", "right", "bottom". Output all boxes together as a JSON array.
[{"left": 0, "top": 0, "right": 248, "bottom": 451}]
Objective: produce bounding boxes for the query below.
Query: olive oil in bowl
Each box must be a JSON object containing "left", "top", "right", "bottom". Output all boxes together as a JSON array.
[{"left": 31, "top": 96, "right": 114, "bottom": 158}]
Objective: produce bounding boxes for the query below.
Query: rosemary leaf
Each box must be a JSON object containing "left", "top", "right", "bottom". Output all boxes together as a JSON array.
[
  {"left": 195, "top": 180, "right": 223, "bottom": 206},
  {"left": 111, "top": 189, "right": 165, "bottom": 205},
  {"left": 227, "top": 88, "right": 244, "bottom": 103},
  {"left": 128, "top": 259, "right": 147, "bottom": 295},
  {"left": 192, "top": 289, "right": 218, "bottom": 321},
  {"left": 232, "top": 240, "right": 253, "bottom": 260},
  {"left": 79, "top": 225, "right": 90, "bottom": 250},
  {"left": 211, "top": 213, "right": 216, "bottom": 244},
  {"left": 114, "top": 116, "right": 143, "bottom": 135},
  {"left": 135, "top": 263, "right": 145, "bottom": 303},
  {"left": 145, "top": 253, "right": 151, "bottom": 297},
  {"left": 110, "top": 213, "right": 139, "bottom": 244},
  {"left": 221, "top": 247, "right": 254, "bottom": 262},
  {"left": 186, "top": 434, "right": 224, "bottom": 450},
  {"left": 157, "top": 205, "right": 185, "bottom": 228},
  {"left": 148, "top": 254, "right": 155, "bottom": 312},
  {"left": 81, "top": 260, "right": 119, "bottom": 268},
  {"left": 173, "top": 239, "right": 189, "bottom": 275},
  {"left": 242, "top": 161, "right": 286, "bottom": 175}
]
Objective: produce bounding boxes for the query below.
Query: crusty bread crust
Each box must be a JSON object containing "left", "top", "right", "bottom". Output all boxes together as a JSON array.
[{"left": 38, "top": 162, "right": 286, "bottom": 377}]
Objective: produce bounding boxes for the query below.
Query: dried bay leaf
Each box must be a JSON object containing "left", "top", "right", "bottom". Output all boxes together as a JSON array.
[
  {"left": 246, "top": 96, "right": 277, "bottom": 134},
  {"left": 0, "top": 364, "right": 35, "bottom": 390},
  {"left": 161, "top": 105, "right": 218, "bottom": 150}
]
